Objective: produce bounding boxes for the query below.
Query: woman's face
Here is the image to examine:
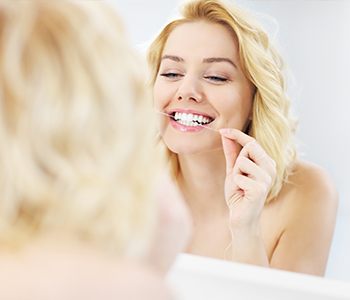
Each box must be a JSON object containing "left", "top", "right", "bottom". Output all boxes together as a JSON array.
[{"left": 154, "top": 21, "right": 255, "bottom": 155}]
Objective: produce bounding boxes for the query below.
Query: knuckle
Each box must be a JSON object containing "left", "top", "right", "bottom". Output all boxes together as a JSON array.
[
  {"left": 246, "top": 140, "right": 257, "bottom": 150},
  {"left": 240, "top": 156, "right": 249, "bottom": 163}
]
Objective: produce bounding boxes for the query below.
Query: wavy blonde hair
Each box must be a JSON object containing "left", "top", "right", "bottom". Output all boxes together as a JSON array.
[
  {"left": 0, "top": 0, "right": 159, "bottom": 257},
  {"left": 147, "top": 0, "right": 297, "bottom": 203}
]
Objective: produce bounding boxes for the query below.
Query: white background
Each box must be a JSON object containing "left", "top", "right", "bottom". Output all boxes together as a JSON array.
[{"left": 110, "top": 0, "right": 350, "bottom": 281}]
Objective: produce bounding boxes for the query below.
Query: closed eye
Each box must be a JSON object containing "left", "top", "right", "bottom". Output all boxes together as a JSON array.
[
  {"left": 204, "top": 75, "right": 228, "bottom": 83},
  {"left": 160, "top": 72, "right": 183, "bottom": 79}
]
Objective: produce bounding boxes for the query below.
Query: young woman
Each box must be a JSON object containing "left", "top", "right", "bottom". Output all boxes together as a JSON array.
[{"left": 148, "top": 0, "right": 338, "bottom": 276}]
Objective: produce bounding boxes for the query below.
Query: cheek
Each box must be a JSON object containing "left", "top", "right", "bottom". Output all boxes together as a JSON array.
[
  {"left": 153, "top": 80, "right": 172, "bottom": 110},
  {"left": 216, "top": 91, "right": 253, "bottom": 128},
  {"left": 153, "top": 81, "right": 169, "bottom": 133}
]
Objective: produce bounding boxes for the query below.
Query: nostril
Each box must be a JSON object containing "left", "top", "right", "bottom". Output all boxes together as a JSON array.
[{"left": 176, "top": 92, "right": 202, "bottom": 102}]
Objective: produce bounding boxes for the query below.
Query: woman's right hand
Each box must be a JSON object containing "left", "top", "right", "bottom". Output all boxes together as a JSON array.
[{"left": 220, "top": 128, "right": 276, "bottom": 230}]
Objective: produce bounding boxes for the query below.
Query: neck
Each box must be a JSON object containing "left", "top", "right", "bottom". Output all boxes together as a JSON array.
[{"left": 177, "top": 148, "right": 227, "bottom": 221}]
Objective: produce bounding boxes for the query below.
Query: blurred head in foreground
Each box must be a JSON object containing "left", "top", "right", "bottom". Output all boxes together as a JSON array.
[{"left": 0, "top": 0, "right": 168, "bottom": 259}]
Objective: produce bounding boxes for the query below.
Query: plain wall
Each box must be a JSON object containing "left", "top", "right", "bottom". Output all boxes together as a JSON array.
[{"left": 111, "top": 0, "right": 350, "bottom": 281}]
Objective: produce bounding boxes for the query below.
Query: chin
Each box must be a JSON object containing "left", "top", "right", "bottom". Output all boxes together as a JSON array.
[
  {"left": 167, "top": 145, "right": 205, "bottom": 155},
  {"left": 162, "top": 137, "right": 222, "bottom": 156}
]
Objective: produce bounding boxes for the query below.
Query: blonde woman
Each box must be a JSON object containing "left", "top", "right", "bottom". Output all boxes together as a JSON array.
[
  {"left": 148, "top": 0, "right": 338, "bottom": 276},
  {"left": 0, "top": 0, "right": 190, "bottom": 298}
]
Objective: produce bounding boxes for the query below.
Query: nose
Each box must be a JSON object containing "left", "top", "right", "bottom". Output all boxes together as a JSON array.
[{"left": 175, "top": 75, "right": 203, "bottom": 103}]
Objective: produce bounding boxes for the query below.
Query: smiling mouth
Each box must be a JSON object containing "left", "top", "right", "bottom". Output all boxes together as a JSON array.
[{"left": 170, "top": 111, "right": 214, "bottom": 127}]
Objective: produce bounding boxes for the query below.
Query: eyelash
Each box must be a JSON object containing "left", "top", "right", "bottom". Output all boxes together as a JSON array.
[
  {"left": 159, "top": 73, "right": 229, "bottom": 83},
  {"left": 204, "top": 76, "right": 228, "bottom": 83},
  {"left": 160, "top": 72, "right": 183, "bottom": 79}
]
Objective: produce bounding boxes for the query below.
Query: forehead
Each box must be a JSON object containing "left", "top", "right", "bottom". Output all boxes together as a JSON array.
[{"left": 163, "top": 21, "right": 239, "bottom": 61}]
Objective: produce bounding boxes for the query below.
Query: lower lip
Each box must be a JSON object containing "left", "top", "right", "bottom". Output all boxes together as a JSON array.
[{"left": 169, "top": 118, "right": 206, "bottom": 132}]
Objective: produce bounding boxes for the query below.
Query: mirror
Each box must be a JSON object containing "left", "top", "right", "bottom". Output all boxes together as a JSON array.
[{"left": 112, "top": 0, "right": 350, "bottom": 282}]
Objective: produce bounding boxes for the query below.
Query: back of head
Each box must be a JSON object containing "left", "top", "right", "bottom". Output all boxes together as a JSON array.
[
  {"left": 148, "top": 0, "right": 297, "bottom": 202},
  {"left": 0, "top": 0, "right": 158, "bottom": 257}
]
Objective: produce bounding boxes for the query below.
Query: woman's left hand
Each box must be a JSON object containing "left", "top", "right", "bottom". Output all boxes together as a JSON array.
[{"left": 220, "top": 128, "right": 276, "bottom": 230}]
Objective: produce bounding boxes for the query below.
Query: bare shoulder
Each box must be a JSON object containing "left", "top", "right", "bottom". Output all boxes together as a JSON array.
[
  {"left": 277, "top": 159, "right": 339, "bottom": 229},
  {"left": 286, "top": 159, "right": 338, "bottom": 206},
  {"left": 269, "top": 160, "right": 339, "bottom": 275},
  {"left": 0, "top": 248, "right": 172, "bottom": 300}
]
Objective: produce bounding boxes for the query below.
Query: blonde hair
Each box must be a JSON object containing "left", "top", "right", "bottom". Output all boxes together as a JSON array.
[
  {"left": 0, "top": 0, "right": 159, "bottom": 257},
  {"left": 147, "top": 0, "right": 297, "bottom": 202}
]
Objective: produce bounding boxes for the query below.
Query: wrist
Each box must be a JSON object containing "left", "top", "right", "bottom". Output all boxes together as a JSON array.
[{"left": 229, "top": 221, "right": 261, "bottom": 238}]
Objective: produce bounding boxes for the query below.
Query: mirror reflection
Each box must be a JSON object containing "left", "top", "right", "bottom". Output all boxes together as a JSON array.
[{"left": 113, "top": 0, "right": 350, "bottom": 282}]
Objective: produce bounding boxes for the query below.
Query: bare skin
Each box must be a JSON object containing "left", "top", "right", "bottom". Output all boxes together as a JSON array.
[
  {"left": 0, "top": 174, "right": 190, "bottom": 299},
  {"left": 154, "top": 21, "right": 338, "bottom": 276},
  {"left": 185, "top": 159, "right": 338, "bottom": 275},
  {"left": 0, "top": 239, "right": 173, "bottom": 300}
]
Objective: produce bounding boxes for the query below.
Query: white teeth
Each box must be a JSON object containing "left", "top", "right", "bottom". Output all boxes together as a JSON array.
[{"left": 172, "top": 112, "right": 212, "bottom": 126}]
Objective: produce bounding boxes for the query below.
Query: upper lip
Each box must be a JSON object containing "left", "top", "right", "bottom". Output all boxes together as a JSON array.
[{"left": 166, "top": 108, "right": 215, "bottom": 120}]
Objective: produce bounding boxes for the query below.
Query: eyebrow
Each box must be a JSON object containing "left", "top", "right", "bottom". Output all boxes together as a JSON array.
[
  {"left": 161, "top": 55, "right": 184, "bottom": 62},
  {"left": 161, "top": 55, "right": 237, "bottom": 69},
  {"left": 203, "top": 57, "right": 237, "bottom": 69}
]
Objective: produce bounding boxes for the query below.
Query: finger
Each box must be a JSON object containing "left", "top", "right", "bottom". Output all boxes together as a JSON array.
[
  {"left": 233, "top": 173, "right": 256, "bottom": 192},
  {"left": 221, "top": 135, "right": 241, "bottom": 175},
  {"left": 219, "top": 128, "right": 276, "bottom": 178},
  {"left": 219, "top": 128, "right": 255, "bottom": 147},
  {"left": 238, "top": 141, "right": 276, "bottom": 177},
  {"left": 233, "top": 156, "right": 271, "bottom": 183}
]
